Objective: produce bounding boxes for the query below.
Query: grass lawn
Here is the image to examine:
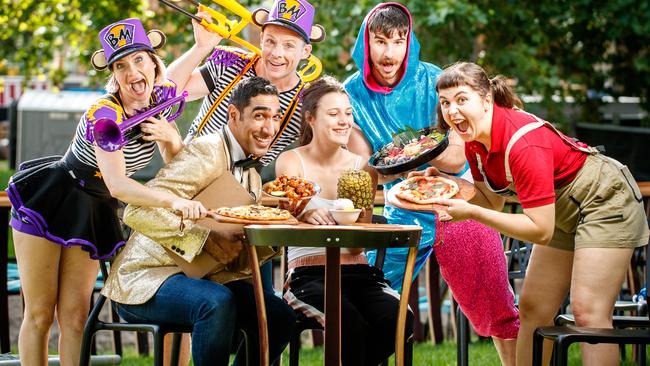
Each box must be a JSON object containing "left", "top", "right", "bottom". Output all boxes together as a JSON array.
[{"left": 113, "top": 341, "right": 642, "bottom": 365}]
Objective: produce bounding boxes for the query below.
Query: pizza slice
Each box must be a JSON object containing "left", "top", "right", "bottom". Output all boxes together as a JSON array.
[
  {"left": 396, "top": 176, "right": 460, "bottom": 204},
  {"left": 214, "top": 205, "right": 293, "bottom": 221}
]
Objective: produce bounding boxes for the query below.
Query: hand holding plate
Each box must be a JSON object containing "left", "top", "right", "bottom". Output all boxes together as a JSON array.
[
  {"left": 385, "top": 173, "right": 475, "bottom": 216},
  {"left": 407, "top": 166, "right": 441, "bottom": 179},
  {"left": 431, "top": 197, "right": 474, "bottom": 222}
]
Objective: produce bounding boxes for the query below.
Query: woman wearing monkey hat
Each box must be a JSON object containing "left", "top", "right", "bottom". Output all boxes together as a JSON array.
[{"left": 6, "top": 18, "right": 206, "bottom": 364}]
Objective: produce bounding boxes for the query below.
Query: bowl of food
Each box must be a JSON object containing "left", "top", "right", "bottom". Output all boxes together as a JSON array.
[
  {"left": 369, "top": 127, "right": 449, "bottom": 175},
  {"left": 263, "top": 175, "right": 320, "bottom": 216},
  {"left": 328, "top": 198, "right": 362, "bottom": 225}
]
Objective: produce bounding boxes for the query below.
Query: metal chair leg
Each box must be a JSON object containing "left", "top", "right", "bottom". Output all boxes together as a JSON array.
[
  {"left": 169, "top": 332, "right": 182, "bottom": 366},
  {"left": 405, "top": 336, "right": 413, "bottom": 366},
  {"left": 289, "top": 329, "right": 301, "bottom": 366},
  {"left": 79, "top": 329, "right": 94, "bottom": 366},
  {"left": 138, "top": 332, "right": 150, "bottom": 356},
  {"left": 79, "top": 294, "right": 107, "bottom": 366},
  {"left": 636, "top": 343, "right": 647, "bottom": 365},
  {"left": 153, "top": 331, "right": 165, "bottom": 366},
  {"left": 109, "top": 303, "right": 123, "bottom": 356},
  {"left": 456, "top": 307, "right": 469, "bottom": 366},
  {"left": 553, "top": 336, "right": 569, "bottom": 366},
  {"left": 532, "top": 330, "right": 545, "bottom": 366},
  {"left": 638, "top": 344, "right": 647, "bottom": 365}
]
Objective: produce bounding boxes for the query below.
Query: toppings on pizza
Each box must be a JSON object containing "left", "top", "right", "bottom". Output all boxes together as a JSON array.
[
  {"left": 396, "top": 176, "right": 459, "bottom": 204},
  {"left": 214, "top": 205, "right": 293, "bottom": 221},
  {"left": 375, "top": 129, "right": 446, "bottom": 167}
]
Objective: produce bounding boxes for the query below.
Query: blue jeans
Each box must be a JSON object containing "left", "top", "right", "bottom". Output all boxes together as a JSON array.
[{"left": 115, "top": 274, "right": 295, "bottom": 366}]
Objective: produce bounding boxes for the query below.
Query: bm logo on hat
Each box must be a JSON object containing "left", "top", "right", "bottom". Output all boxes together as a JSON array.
[
  {"left": 278, "top": 0, "right": 306, "bottom": 22},
  {"left": 104, "top": 23, "right": 135, "bottom": 50}
]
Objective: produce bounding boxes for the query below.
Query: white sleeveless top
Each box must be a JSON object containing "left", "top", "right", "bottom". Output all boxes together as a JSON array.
[{"left": 287, "top": 149, "right": 366, "bottom": 263}]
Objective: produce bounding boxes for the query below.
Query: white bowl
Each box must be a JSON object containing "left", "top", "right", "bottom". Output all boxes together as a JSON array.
[{"left": 329, "top": 208, "right": 362, "bottom": 225}]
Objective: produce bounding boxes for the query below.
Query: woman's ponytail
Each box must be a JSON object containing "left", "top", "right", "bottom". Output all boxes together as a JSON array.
[{"left": 490, "top": 75, "right": 523, "bottom": 109}]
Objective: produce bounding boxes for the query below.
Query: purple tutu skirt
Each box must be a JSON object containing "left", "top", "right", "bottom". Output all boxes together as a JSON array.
[{"left": 7, "top": 154, "right": 125, "bottom": 259}]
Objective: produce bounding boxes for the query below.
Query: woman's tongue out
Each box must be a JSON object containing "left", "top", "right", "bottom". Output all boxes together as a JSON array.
[
  {"left": 130, "top": 80, "right": 147, "bottom": 96},
  {"left": 457, "top": 120, "right": 470, "bottom": 134}
]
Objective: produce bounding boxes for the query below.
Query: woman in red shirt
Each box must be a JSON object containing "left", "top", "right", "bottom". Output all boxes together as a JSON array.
[{"left": 427, "top": 62, "right": 648, "bottom": 366}]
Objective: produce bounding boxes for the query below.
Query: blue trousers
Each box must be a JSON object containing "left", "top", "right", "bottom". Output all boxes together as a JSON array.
[
  {"left": 367, "top": 245, "right": 433, "bottom": 292},
  {"left": 115, "top": 273, "right": 295, "bottom": 366}
]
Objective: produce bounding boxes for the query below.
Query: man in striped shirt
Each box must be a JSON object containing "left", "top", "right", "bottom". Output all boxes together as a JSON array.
[{"left": 168, "top": 0, "right": 325, "bottom": 168}]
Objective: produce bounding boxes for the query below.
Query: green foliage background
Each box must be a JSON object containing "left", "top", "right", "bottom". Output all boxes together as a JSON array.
[{"left": 1, "top": 0, "right": 649, "bottom": 124}]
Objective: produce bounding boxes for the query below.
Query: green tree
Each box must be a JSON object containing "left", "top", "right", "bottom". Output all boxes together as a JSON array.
[
  {"left": 2, "top": 0, "right": 648, "bottom": 125},
  {"left": 310, "top": 0, "right": 650, "bottom": 125},
  {"left": 0, "top": 0, "right": 146, "bottom": 86}
]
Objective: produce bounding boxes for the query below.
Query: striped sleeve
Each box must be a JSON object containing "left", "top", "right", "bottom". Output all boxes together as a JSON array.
[{"left": 70, "top": 96, "right": 156, "bottom": 176}]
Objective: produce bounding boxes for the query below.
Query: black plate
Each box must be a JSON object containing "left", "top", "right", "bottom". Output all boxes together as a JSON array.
[{"left": 369, "top": 128, "right": 449, "bottom": 175}]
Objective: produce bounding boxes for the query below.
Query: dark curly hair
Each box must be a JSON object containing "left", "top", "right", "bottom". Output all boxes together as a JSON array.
[{"left": 228, "top": 76, "right": 279, "bottom": 113}]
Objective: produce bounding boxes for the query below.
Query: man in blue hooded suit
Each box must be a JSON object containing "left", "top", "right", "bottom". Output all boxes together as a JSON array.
[
  {"left": 344, "top": 2, "right": 467, "bottom": 289},
  {"left": 344, "top": 5, "right": 520, "bottom": 363}
]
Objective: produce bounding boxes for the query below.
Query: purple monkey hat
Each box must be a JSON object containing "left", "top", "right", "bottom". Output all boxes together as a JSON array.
[
  {"left": 90, "top": 18, "right": 166, "bottom": 71},
  {"left": 251, "top": 0, "right": 325, "bottom": 43}
]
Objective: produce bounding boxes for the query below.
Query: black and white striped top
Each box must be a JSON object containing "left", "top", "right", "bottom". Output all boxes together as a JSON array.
[
  {"left": 184, "top": 47, "right": 303, "bottom": 166},
  {"left": 69, "top": 94, "right": 156, "bottom": 176}
]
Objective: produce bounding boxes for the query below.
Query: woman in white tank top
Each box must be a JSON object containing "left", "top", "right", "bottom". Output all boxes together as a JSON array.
[{"left": 275, "top": 76, "right": 412, "bottom": 365}]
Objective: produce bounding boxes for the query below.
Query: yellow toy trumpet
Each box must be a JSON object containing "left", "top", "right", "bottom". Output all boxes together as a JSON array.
[{"left": 159, "top": 0, "right": 324, "bottom": 82}]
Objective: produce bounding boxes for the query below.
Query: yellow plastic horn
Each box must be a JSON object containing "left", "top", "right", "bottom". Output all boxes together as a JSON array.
[
  {"left": 298, "top": 55, "right": 322, "bottom": 83},
  {"left": 159, "top": 0, "right": 322, "bottom": 82}
]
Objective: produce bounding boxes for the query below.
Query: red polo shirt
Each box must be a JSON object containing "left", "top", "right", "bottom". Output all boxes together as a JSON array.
[{"left": 466, "top": 105, "right": 587, "bottom": 209}]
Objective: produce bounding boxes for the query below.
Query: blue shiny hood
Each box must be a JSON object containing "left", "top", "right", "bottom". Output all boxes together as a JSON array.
[
  {"left": 350, "top": 2, "right": 418, "bottom": 94},
  {"left": 344, "top": 3, "right": 444, "bottom": 238},
  {"left": 344, "top": 2, "right": 442, "bottom": 153}
]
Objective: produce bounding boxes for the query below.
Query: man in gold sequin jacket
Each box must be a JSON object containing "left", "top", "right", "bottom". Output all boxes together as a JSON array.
[{"left": 102, "top": 77, "right": 295, "bottom": 366}]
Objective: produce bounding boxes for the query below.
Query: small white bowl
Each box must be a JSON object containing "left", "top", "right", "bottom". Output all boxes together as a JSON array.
[{"left": 329, "top": 208, "right": 362, "bottom": 225}]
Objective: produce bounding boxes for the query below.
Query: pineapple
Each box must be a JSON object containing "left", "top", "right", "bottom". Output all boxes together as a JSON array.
[{"left": 337, "top": 170, "right": 374, "bottom": 209}]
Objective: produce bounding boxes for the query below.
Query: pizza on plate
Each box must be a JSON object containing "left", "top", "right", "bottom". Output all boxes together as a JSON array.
[
  {"left": 396, "top": 176, "right": 459, "bottom": 204},
  {"left": 214, "top": 205, "right": 293, "bottom": 221}
]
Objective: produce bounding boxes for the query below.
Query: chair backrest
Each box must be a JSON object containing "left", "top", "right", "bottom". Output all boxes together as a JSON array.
[
  {"left": 641, "top": 219, "right": 650, "bottom": 319},
  {"left": 505, "top": 238, "right": 533, "bottom": 281},
  {"left": 629, "top": 218, "right": 650, "bottom": 313},
  {"left": 99, "top": 260, "right": 110, "bottom": 283}
]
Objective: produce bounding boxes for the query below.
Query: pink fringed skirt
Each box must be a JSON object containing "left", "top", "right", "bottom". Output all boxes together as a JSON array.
[{"left": 434, "top": 219, "right": 520, "bottom": 339}]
